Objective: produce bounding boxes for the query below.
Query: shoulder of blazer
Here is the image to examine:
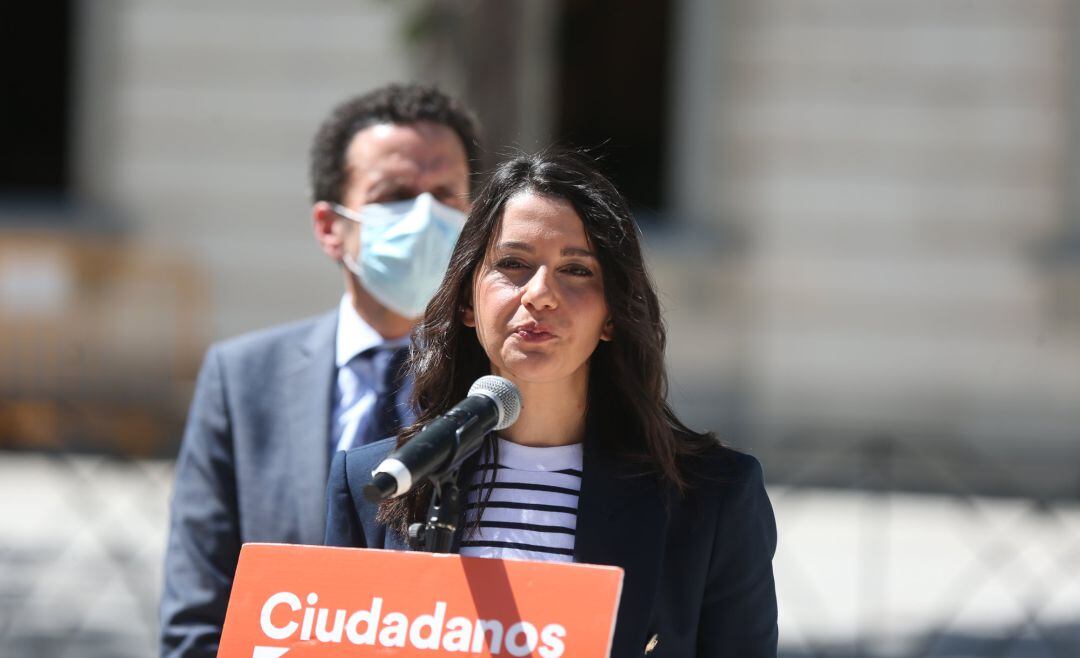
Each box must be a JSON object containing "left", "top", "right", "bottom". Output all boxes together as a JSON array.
[
  {"left": 679, "top": 442, "right": 766, "bottom": 494},
  {"left": 214, "top": 309, "right": 337, "bottom": 367}
]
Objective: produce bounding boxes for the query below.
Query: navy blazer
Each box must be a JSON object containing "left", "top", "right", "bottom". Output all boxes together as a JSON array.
[
  {"left": 161, "top": 311, "right": 339, "bottom": 658},
  {"left": 325, "top": 437, "right": 778, "bottom": 657}
]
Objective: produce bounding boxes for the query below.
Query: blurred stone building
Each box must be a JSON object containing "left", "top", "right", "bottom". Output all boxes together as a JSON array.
[
  {"left": 2, "top": 2, "right": 1079, "bottom": 657},
  {"left": 2, "top": 0, "right": 1078, "bottom": 483}
]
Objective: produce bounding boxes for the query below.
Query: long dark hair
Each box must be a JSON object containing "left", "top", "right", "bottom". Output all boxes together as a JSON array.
[{"left": 379, "top": 149, "right": 715, "bottom": 533}]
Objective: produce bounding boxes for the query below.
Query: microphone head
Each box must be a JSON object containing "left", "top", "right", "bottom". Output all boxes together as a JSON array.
[{"left": 468, "top": 375, "right": 522, "bottom": 431}]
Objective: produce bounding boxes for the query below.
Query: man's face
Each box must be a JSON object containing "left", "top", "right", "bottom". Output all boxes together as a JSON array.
[
  {"left": 337, "top": 120, "right": 470, "bottom": 264},
  {"left": 313, "top": 119, "right": 470, "bottom": 327}
]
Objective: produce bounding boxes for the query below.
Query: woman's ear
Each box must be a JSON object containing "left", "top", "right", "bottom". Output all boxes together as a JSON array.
[
  {"left": 600, "top": 317, "right": 614, "bottom": 341},
  {"left": 460, "top": 279, "right": 478, "bottom": 327},
  {"left": 462, "top": 304, "right": 476, "bottom": 327}
]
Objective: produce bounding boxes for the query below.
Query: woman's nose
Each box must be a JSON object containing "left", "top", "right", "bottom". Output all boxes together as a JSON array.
[{"left": 520, "top": 267, "right": 557, "bottom": 310}]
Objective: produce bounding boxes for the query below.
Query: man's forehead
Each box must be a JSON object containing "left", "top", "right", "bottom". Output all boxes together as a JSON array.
[
  {"left": 372, "top": 150, "right": 455, "bottom": 177},
  {"left": 347, "top": 121, "right": 466, "bottom": 173}
]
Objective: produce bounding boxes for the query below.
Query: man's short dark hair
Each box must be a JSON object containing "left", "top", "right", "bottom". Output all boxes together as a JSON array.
[{"left": 309, "top": 83, "right": 481, "bottom": 204}]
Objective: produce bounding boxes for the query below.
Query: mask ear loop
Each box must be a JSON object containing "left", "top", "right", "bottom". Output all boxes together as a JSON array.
[
  {"left": 332, "top": 202, "right": 400, "bottom": 277},
  {"left": 331, "top": 203, "right": 363, "bottom": 223},
  {"left": 341, "top": 251, "right": 365, "bottom": 280},
  {"left": 330, "top": 204, "right": 365, "bottom": 277},
  {"left": 332, "top": 202, "right": 397, "bottom": 227}
]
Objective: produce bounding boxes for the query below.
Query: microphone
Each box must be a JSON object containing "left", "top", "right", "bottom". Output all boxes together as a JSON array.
[{"left": 364, "top": 375, "right": 522, "bottom": 502}]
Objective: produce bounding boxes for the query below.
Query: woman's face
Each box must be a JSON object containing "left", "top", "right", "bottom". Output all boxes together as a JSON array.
[{"left": 463, "top": 191, "right": 613, "bottom": 389}]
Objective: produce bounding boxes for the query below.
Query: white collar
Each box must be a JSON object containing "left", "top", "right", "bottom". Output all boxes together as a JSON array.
[
  {"left": 334, "top": 294, "right": 410, "bottom": 367},
  {"left": 492, "top": 437, "right": 584, "bottom": 472}
]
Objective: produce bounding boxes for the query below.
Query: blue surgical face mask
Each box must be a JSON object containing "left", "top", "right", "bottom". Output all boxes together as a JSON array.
[{"left": 333, "top": 192, "right": 466, "bottom": 318}]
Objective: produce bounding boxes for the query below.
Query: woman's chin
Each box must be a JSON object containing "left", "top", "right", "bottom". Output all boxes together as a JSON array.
[
  {"left": 494, "top": 355, "right": 590, "bottom": 389},
  {"left": 497, "top": 369, "right": 558, "bottom": 387},
  {"left": 494, "top": 359, "right": 557, "bottom": 385}
]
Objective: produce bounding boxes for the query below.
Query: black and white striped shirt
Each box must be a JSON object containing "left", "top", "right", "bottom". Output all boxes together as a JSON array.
[{"left": 459, "top": 437, "right": 583, "bottom": 563}]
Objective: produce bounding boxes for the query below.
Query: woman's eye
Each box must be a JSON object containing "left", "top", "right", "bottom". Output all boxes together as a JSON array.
[
  {"left": 563, "top": 264, "right": 594, "bottom": 277},
  {"left": 495, "top": 258, "right": 526, "bottom": 269}
]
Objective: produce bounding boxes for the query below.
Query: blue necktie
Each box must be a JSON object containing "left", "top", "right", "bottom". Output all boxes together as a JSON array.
[{"left": 355, "top": 346, "right": 409, "bottom": 447}]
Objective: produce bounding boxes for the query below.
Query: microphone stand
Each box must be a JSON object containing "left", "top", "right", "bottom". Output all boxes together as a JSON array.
[{"left": 408, "top": 470, "right": 461, "bottom": 553}]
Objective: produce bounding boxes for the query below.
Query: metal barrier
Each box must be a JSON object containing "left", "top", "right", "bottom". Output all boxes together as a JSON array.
[
  {"left": 0, "top": 435, "right": 1076, "bottom": 658},
  {"left": 767, "top": 433, "right": 1080, "bottom": 658},
  {"left": 0, "top": 452, "right": 171, "bottom": 658}
]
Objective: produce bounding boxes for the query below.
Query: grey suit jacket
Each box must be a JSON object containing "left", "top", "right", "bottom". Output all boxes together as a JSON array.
[{"left": 160, "top": 310, "right": 338, "bottom": 658}]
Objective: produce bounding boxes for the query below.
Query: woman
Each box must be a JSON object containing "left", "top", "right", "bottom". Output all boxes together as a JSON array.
[{"left": 325, "top": 150, "right": 778, "bottom": 657}]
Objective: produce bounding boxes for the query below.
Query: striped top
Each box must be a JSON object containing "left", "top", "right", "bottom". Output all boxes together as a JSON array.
[{"left": 459, "top": 437, "right": 583, "bottom": 563}]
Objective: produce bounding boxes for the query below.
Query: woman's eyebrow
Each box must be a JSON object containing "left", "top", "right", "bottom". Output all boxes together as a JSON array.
[
  {"left": 496, "top": 241, "right": 534, "bottom": 252},
  {"left": 494, "top": 239, "right": 596, "bottom": 258},
  {"left": 561, "top": 246, "right": 596, "bottom": 258},
  {"left": 495, "top": 241, "right": 596, "bottom": 258}
]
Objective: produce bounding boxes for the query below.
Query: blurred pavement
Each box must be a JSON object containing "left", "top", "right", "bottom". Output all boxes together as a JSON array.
[{"left": 0, "top": 453, "right": 1077, "bottom": 658}]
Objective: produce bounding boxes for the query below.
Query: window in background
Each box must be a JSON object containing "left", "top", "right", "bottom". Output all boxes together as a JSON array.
[
  {"left": 0, "top": 1, "right": 73, "bottom": 203},
  {"left": 553, "top": 0, "right": 673, "bottom": 224}
]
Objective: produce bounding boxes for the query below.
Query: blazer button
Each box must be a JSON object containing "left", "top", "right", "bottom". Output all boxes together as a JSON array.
[{"left": 644, "top": 633, "right": 659, "bottom": 654}]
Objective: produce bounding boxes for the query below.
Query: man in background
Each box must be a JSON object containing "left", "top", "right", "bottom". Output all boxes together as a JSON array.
[{"left": 160, "top": 83, "right": 481, "bottom": 658}]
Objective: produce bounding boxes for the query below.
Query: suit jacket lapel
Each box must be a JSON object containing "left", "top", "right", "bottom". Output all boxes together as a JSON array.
[
  {"left": 574, "top": 441, "right": 669, "bottom": 651},
  {"left": 284, "top": 310, "right": 337, "bottom": 545}
]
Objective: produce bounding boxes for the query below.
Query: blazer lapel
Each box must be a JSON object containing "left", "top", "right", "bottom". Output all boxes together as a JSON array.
[
  {"left": 574, "top": 442, "right": 669, "bottom": 652},
  {"left": 284, "top": 310, "right": 337, "bottom": 545}
]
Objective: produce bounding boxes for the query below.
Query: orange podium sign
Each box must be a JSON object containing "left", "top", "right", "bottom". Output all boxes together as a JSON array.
[{"left": 219, "top": 544, "right": 624, "bottom": 658}]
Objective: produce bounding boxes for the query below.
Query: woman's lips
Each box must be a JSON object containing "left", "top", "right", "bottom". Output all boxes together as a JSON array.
[
  {"left": 512, "top": 323, "right": 556, "bottom": 342},
  {"left": 514, "top": 328, "right": 555, "bottom": 342}
]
